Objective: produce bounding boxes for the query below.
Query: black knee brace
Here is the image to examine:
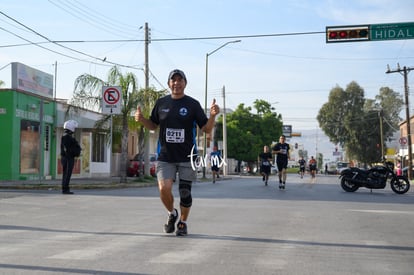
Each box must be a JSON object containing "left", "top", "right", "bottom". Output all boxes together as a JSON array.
[{"left": 179, "top": 179, "right": 192, "bottom": 207}]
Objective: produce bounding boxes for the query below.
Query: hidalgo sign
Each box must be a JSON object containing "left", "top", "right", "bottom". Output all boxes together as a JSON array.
[{"left": 370, "top": 22, "right": 414, "bottom": 41}]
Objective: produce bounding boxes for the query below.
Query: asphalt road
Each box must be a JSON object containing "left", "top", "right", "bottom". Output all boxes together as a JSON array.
[{"left": 1, "top": 174, "right": 413, "bottom": 275}]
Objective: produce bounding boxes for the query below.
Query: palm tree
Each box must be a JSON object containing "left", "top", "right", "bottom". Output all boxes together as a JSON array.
[
  {"left": 70, "top": 66, "right": 139, "bottom": 183},
  {"left": 135, "top": 87, "right": 167, "bottom": 176}
]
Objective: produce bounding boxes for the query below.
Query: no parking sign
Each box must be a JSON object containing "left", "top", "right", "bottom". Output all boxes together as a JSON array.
[
  {"left": 102, "top": 86, "right": 122, "bottom": 114},
  {"left": 399, "top": 137, "right": 408, "bottom": 146}
]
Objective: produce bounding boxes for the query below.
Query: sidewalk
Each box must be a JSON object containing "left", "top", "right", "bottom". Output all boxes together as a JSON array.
[
  {"left": 0, "top": 174, "right": 233, "bottom": 190},
  {"left": 0, "top": 176, "right": 158, "bottom": 190}
]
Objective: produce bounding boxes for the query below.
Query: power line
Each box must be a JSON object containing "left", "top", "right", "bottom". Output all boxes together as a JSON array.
[
  {"left": 2, "top": 38, "right": 412, "bottom": 63},
  {"left": 0, "top": 11, "right": 142, "bottom": 70},
  {"left": 0, "top": 25, "right": 89, "bottom": 63},
  {"left": 47, "top": 0, "right": 142, "bottom": 38},
  {"left": 3, "top": 31, "right": 324, "bottom": 44},
  {"left": 151, "top": 31, "right": 325, "bottom": 41}
]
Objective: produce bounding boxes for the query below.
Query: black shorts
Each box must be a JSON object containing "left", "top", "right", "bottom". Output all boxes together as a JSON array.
[
  {"left": 260, "top": 165, "right": 271, "bottom": 174},
  {"left": 277, "top": 160, "right": 288, "bottom": 171},
  {"left": 211, "top": 165, "right": 219, "bottom": 172}
]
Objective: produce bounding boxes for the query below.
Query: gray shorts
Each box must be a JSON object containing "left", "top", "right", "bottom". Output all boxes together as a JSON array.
[{"left": 156, "top": 161, "right": 197, "bottom": 182}]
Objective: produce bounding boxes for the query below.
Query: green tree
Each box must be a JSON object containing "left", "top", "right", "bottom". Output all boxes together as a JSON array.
[
  {"left": 0, "top": 80, "right": 4, "bottom": 87},
  {"left": 345, "top": 109, "right": 381, "bottom": 163},
  {"left": 70, "top": 66, "right": 139, "bottom": 183},
  {"left": 253, "top": 99, "right": 275, "bottom": 115},
  {"left": 375, "top": 86, "right": 404, "bottom": 137},
  {"left": 215, "top": 100, "right": 283, "bottom": 171},
  {"left": 317, "top": 81, "right": 365, "bottom": 147},
  {"left": 357, "top": 87, "right": 404, "bottom": 162},
  {"left": 316, "top": 152, "right": 323, "bottom": 170},
  {"left": 317, "top": 81, "right": 403, "bottom": 164}
]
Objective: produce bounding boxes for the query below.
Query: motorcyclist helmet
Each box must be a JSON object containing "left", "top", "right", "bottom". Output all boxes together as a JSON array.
[{"left": 63, "top": 120, "right": 78, "bottom": 133}]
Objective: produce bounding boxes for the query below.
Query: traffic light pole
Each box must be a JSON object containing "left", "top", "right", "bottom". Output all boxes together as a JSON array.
[{"left": 386, "top": 65, "right": 414, "bottom": 179}]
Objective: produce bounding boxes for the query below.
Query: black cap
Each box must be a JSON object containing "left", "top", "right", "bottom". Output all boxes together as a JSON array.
[{"left": 168, "top": 69, "right": 187, "bottom": 83}]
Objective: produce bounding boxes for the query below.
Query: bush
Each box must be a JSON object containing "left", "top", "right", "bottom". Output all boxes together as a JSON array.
[{"left": 287, "top": 167, "right": 300, "bottom": 174}]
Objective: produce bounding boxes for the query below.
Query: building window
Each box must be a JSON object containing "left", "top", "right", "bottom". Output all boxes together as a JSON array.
[{"left": 92, "top": 132, "right": 106, "bottom": 162}]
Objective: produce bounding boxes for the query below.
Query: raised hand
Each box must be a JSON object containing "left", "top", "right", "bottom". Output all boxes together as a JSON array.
[
  {"left": 135, "top": 105, "right": 143, "bottom": 122},
  {"left": 210, "top": 98, "right": 220, "bottom": 116}
]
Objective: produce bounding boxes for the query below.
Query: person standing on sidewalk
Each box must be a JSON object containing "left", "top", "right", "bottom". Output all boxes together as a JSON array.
[
  {"left": 135, "top": 69, "right": 219, "bottom": 236},
  {"left": 396, "top": 159, "right": 402, "bottom": 176},
  {"left": 60, "top": 120, "right": 81, "bottom": 195},
  {"left": 272, "top": 135, "right": 290, "bottom": 189}
]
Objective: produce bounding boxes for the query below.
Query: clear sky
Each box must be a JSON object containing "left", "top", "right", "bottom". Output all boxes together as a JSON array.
[{"left": 1, "top": 0, "right": 413, "bottom": 138}]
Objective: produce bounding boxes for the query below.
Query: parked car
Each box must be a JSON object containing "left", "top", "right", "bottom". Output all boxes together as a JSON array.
[
  {"left": 336, "top": 162, "right": 350, "bottom": 174},
  {"left": 402, "top": 166, "right": 414, "bottom": 177},
  {"left": 127, "top": 153, "right": 157, "bottom": 177}
]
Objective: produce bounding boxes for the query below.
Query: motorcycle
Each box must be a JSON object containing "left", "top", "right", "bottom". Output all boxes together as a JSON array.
[{"left": 339, "top": 161, "right": 410, "bottom": 194}]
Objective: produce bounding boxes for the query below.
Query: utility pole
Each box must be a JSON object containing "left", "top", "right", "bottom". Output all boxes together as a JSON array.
[
  {"left": 386, "top": 64, "right": 414, "bottom": 179},
  {"left": 53, "top": 61, "right": 57, "bottom": 179},
  {"left": 222, "top": 86, "right": 227, "bottom": 176},
  {"left": 378, "top": 110, "right": 384, "bottom": 161},
  {"left": 143, "top": 22, "right": 150, "bottom": 177},
  {"left": 144, "top": 22, "right": 149, "bottom": 89}
]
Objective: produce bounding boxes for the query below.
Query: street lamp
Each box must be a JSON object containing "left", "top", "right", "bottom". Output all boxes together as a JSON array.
[{"left": 203, "top": 39, "right": 241, "bottom": 178}]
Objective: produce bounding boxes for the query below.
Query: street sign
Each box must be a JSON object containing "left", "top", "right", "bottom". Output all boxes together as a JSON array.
[
  {"left": 371, "top": 22, "right": 414, "bottom": 41},
  {"left": 282, "top": 125, "right": 292, "bottom": 138},
  {"left": 102, "top": 86, "right": 122, "bottom": 114},
  {"left": 326, "top": 22, "right": 414, "bottom": 43},
  {"left": 399, "top": 137, "right": 408, "bottom": 145}
]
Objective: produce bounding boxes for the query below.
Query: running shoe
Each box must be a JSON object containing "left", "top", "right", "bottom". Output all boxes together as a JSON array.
[
  {"left": 176, "top": 221, "right": 188, "bottom": 236},
  {"left": 163, "top": 209, "right": 178, "bottom": 233}
]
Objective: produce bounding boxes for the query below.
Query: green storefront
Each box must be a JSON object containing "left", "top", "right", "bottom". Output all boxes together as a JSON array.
[
  {"left": 0, "top": 62, "right": 58, "bottom": 180},
  {"left": 0, "top": 89, "right": 57, "bottom": 180}
]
